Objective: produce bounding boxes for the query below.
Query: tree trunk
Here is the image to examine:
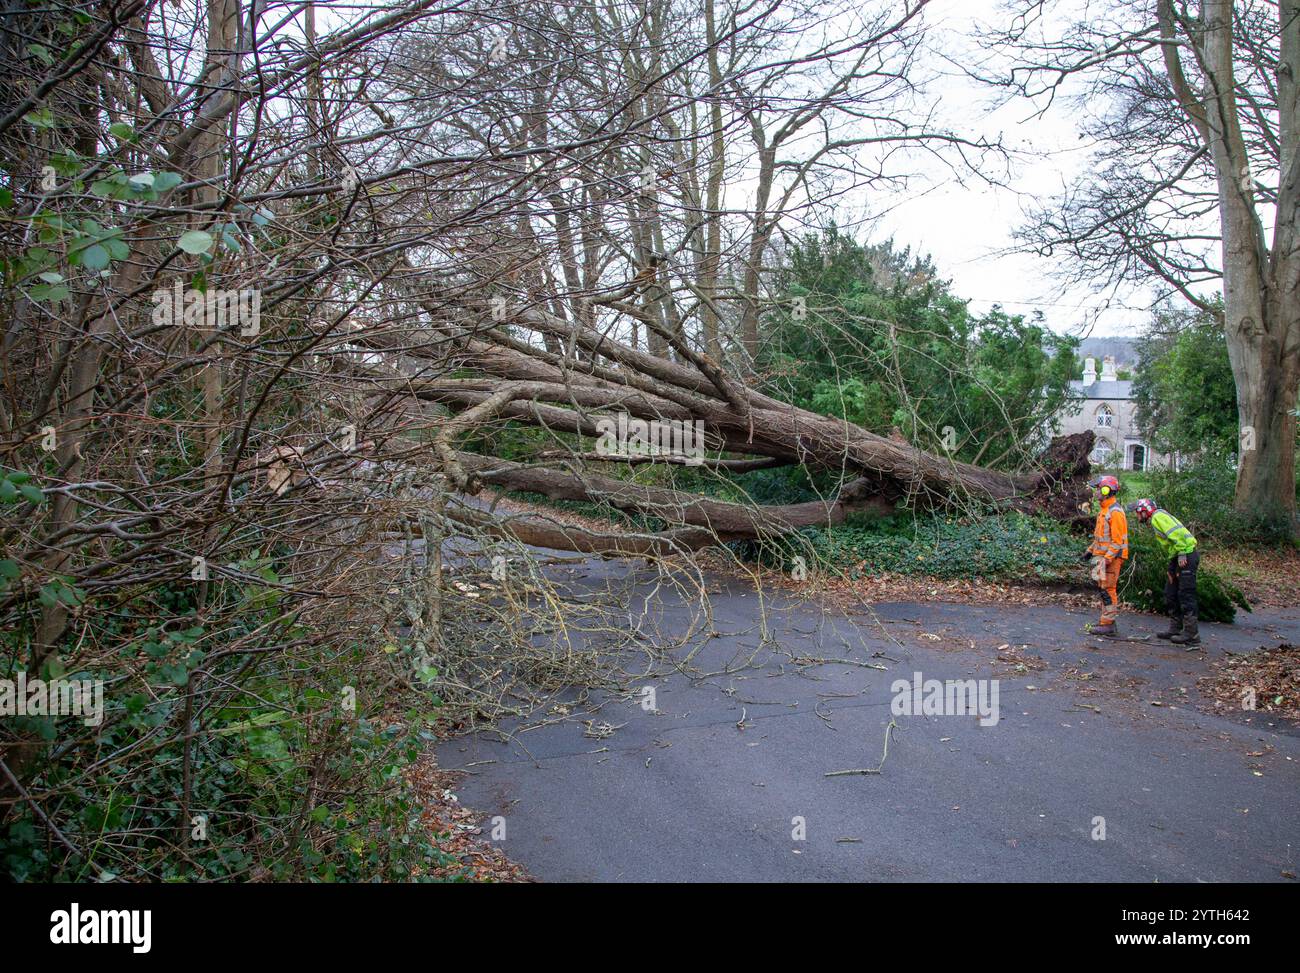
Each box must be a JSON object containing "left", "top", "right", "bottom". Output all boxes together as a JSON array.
[
  {"left": 1230, "top": 310, "right": 1299, "bottom": 525},
  {"left": 1200, "top": 0, "right": 1300, "bottom": 530}
]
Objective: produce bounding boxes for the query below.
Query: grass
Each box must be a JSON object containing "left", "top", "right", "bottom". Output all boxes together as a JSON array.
[{"left": 1120, "top": 472, "right": 1153, "bottom": 497}]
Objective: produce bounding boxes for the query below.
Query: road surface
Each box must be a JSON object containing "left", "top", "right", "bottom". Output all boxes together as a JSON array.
[{"left": 436, "top": 557, "right": 1300, "bottom": 882}]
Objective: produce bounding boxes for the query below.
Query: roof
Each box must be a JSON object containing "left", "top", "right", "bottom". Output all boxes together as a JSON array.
[
  {"left": 1069, "top": 379, "right": 1133, "bottom": 400},
  {"left": 1077, "top": 336, "right": 1138, "bottom": 367}
]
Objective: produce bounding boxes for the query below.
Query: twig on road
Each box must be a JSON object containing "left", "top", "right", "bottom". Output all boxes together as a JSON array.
[{"left": 825, "top": 719, "right": 899, "bottom": 777}]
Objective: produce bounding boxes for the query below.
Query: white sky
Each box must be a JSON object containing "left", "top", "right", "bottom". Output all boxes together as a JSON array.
[{"left": 870, "top": 0, "right": 1164, "bottom": 339}]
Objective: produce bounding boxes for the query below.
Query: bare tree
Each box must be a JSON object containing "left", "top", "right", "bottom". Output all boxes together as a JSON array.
[{"left": 984, "top": 0, "right": 1300, "bottom": 532}]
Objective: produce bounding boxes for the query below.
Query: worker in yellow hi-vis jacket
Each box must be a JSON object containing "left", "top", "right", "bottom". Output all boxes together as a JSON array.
[{"left": 1131, "top": 498, "right": 1201, "bottom": 648}]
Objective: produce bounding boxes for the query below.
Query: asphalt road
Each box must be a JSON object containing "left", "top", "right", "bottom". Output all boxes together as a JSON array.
[{"left": 436, "top": 559, "right": 1300, "bottom": 882}]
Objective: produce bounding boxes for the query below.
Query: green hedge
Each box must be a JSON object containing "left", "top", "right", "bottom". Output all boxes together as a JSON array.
[{"left": 785, "top": 511, "right": 1249, "bottom": 624}]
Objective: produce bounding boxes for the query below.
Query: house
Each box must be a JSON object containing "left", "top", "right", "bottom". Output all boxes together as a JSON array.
[{"left": 1057, "top": 356, "right": 1171, "bottom": 471}]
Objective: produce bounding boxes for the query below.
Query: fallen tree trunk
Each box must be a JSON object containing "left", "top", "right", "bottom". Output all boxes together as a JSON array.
[
  {"left": 335, "top": 275, "right": 1097, "bottom": 557},
  {"left": 445, "top": 505, "right": 722, "bottom": 556},
  {"left": 456, "top": 451, "right": 899, "bottom": 537}
]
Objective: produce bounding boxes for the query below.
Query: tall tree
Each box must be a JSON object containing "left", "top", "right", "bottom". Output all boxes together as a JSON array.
[
  {"left": 761, "top": 229, "right": 1079, "bottom": 469},
  {"left": 986, "top": 0, "right": 1300, "bottom": 532}
]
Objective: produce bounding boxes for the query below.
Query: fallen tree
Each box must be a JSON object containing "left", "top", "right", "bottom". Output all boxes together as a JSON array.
[
  {"left": 341, "top": 280, "right": 1098, "bottom": 555},
  {"left": 0, "top": 0, "right": 1091, "bottom": 882}
]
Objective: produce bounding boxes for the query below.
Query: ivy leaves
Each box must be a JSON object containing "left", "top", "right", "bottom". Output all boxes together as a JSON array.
[
  {"left": 135, "top": 625, "right": 206, "bottom": 688},
  {"left": 37, "top": 576, "right": 85, "bottom": 611},
  {"left": 89, "top": 168, "right": 183, "bottom": 201},
  {"left": 0, "top": 468, "right": 44, "bottom": 507},
  {"left": 178, "top": 229, "right": 214, "bottom": 255}
]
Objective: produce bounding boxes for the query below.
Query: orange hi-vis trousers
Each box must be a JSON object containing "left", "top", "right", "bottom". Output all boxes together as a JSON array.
[{"left": 1098, "top": 557, "right": 1122, "bottom": 624}]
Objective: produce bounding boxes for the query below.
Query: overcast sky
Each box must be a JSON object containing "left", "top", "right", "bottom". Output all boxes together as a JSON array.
[{"left": 869, "top": 0, "right": 1162, "bottom": 340}]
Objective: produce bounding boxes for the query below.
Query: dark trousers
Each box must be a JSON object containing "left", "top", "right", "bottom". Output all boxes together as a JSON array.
[{"left": 1164, "top": 550, "right": 1199, "bottom": 619}]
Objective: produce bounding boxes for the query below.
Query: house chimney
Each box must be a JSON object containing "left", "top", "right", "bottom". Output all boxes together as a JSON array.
[
  {"left": 1082, "top": 357, "right": 1097, "bottom": 384},
  {"left": 1100, "top": 355, "right": 1118, "bottom": 382}
]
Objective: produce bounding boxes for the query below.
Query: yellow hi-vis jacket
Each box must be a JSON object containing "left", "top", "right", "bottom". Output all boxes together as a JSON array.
[
  {"left": 1150, "top": 509, "right": 1197, "bottom": 557},
  {"left": 1089, "top": 497, "right": 1129, "bottom": 561}
]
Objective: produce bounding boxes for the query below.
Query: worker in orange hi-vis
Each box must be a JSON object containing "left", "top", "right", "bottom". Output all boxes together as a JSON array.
[{"left": 1082, "top": 474, "right": 1129, "bottom": 637}]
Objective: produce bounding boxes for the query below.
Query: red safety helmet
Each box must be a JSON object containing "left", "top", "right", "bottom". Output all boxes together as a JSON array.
[
  {"left": 1089, "top": 474, "right": 1121, "bottom": 498},
  {"left": 1132, "top": 498, "right": 1157, "bottom": 521}
]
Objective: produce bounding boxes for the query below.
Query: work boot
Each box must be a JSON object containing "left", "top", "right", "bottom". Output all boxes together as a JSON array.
[
  {"left": 1171, "top": 615, "right": 1200, "bottom": 648},
  {"left": 1093, "top": 622, "right": 1118, "bottom": 638},
  {"left": 1156, "top": 615, "right": 1183, "bottom": 640}
]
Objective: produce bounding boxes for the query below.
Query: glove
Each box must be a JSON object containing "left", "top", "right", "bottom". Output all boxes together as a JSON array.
[
  {"left": 1177, "top": 555, "right": 1188, "bottom": 569},
  {"left": 1081, "top": 550, "right": 1093, "bottom": 561}
]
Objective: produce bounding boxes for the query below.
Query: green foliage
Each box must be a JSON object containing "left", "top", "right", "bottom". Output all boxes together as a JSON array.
[
  {"left": 795, "top": 511, "right": 1079, "bottom": 581},
  {"left": 1118, "top": 529, "right": 1249, "bottom": 624},
  {"left": 1, "top": 467, "right": 44, "bottom": 595},
  {"left": 1142, "top": 448, "right": 1299, "bottom": 545},
  {"left": 1132, "top": 305, "right": 1240, "bottom": 456},
  {"left": 0, "top": 466, "right": 43, "bottom": 506},
  {"left": 1131, "top": 305, "right": 1298, "bottom": 543},
  {"left": 734, "top": 508, "right": 1250, "bottom": 626},
  {"left": 1, "top": 7, "right": 504, "bottom": 887},
  {"left": 758, "top": 226, "right": 1078, "bottom": 469},
  {"left": 711, "top": 462, "right": 853, "bottom": 508},
  {"left": 0, "top": 420, "right": 455, "bottom": 883},
  {"left": 0, "top": 583, "right": 453, "bottom": 882}
]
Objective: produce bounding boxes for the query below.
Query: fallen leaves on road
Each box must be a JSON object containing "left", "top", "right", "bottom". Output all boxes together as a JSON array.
[
  {"left": 993, "top": 645, "right": 1048, "bottom": 674},
  {"left": 823, "top": 572, "right": 1102, "bottom": 609},
  {"left": 1060, "top": 664, "right": 1148, "bottom": 702},
  {"left": 1213, "top": 546, "right": 1300, "bottom": 608},
  {"left": 1198, "top": 643, "right": 1300, "bottom": 723},
  {"left": 405, "top": 756, "right": 532, "bottom": 883}
]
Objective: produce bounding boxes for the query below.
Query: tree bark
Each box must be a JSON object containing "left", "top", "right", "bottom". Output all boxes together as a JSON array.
[{"left": 1167, "top": 0, "right": 1299, "bottom": 529}]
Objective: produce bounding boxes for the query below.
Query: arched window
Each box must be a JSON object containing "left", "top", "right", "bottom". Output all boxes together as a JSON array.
[
  {"left": 1095, "top": 405, "right": 1114, "bottom": 428},
  {"left": 1090, "top": 438, "right": 1113, "bottom": 465}
]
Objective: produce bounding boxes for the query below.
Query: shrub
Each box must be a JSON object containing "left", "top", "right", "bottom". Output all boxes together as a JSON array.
[
  {"left": 764, "top": 510, "right": 1249, "bottom": 625},
  {"left": 1118, "top": 529, "right": 1250, "bottom": 624},
  {"left": 1142, "top": 449, "right": 1299, "bottom": 546},
  {"left": 0, "top": 574, "right": 453, "bottom": 882}
]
